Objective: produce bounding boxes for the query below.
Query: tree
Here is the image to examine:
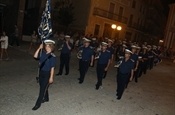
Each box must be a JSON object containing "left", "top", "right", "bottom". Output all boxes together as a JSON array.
[{"left": 53, "top": 0, "right": 74, "bottom": 31}]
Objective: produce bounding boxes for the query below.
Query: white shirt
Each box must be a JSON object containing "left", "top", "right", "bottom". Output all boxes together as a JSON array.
[{"left": 0, "top": 35, "right": 8, "bottom": 46}]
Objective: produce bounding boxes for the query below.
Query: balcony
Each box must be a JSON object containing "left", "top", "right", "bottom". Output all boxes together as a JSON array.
[{"left": 93, "top": 7, "right": 128, "bottom": 24}]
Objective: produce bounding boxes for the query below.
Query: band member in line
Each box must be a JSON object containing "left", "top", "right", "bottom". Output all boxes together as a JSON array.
[
  {"left": 56, "top": 35, "right": 73, "bottom": 76},
  {"left": 116, "top": 49, "right": 134, "bottom": 100},
  {"left": 103, "top": 39, "right": 114, "bottom": 79},
  {"left": 32, "top": 39, "right": 56, "bottom": 110},
  {"left": 78, "top": 38, "right": 94, "bottom": 84},
  {"left": 95, "top": 42, "right": 111, "bottom": 90}
]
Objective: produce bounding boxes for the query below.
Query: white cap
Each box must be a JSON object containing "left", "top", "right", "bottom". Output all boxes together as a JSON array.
[
  {"left": 83, "top": 37, "right": 91, "bottom": 42},
  {"left": 44, "top": 39, "right": 55, "bottom": 44},
  {"left": 153, "top": 45, "right": 157, "bottom": 48},
  {"left": 65, "top": 35, "right": 70, "bottom": 38},
  {"left": 147, "top": 45, "right": 151, "bottom": 48},
  {"left": 101, "top": 42, "right": 108, "bottom": 46},
  {"left": 131, "top": 45, "right": 137, "bottom": 49},
  {"left": 122, "top": 44, "right": 127, "bottom": 48},
  {"left": 136, "top": 46, "right": 141, "bottom": 49},
  {"left": 125, "top": 49, "right": 133, "bottom": 54},
  {"left": 143, "top": 46, "right": 148, "bottom": 49},
  {"left": 108, "top": 39, "right": 113, "bottom": 43}
]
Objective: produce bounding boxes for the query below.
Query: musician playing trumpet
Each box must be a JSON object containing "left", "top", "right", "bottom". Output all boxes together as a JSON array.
[
  {"left": 77, "top": 38, "right": 94, "bottom": 84},
  {"left": 56, "top": 35, "right": 73, "bottom": 76},
  {"left": 95, "top": 42, "right": 111, "bottom": 90}
]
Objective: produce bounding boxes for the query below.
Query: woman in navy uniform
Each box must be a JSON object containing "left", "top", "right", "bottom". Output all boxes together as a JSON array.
[
  {"left": 78, "top": 38, "right": 94, "bottom": 84},
  {"left": 141, "top": 47, "right": 148, "bottom": 75},
  {"left": 56, "top": 35, "right": 73, "bottom": 75},
  {"left": 125, "top": 45, "right": 138, "bottom": 87},
  {"left": 116, "top": 49, "right": 134, "bottom": 100},
  {"left": 103, "top": 39, "right": 114, "bottom": 79},
  {"left": 95, "top": 42, "right": 111, "bottom": 90},
  {"left": 32, "top": 40, "right": 56, "bottom": 110},
  {"left": 147, "top": 45, "right": 154, "bottom": 70}
]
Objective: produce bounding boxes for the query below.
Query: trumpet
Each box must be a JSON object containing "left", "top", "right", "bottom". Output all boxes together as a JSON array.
[
  {"left": 114, "top": 56, "right": 124, "bottom": 68},
  {"left": 94, "top": 51, "right": 101, "bottom": 59},
  {"left": 58, "top": 44, "right": 64, "bottom": 51},
  {"left": 94, "top": 45, "right": 102, "bottom": 59},
  {"left": 77, "top": 50, "right": 83, "bottom": 59}
]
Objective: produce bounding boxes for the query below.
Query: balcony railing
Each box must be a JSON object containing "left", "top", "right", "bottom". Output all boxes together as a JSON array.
[{"left": 93, "top": 7, "right": 128, "bottom": 24}]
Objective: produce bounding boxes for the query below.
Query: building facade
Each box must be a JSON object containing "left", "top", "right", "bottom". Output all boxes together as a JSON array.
[
  {"left": 164, "top": 3, "right": 175, "bottom": 51},
  {"left": 0, "top": 0, "right": 166, "bottom": 44},
  {"left": 71, "top": 0, "right": 166, "bottom": 44}
]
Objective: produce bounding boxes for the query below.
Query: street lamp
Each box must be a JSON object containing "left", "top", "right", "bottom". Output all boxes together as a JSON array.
[
  {"left": 111, "top": 24, "right": 122, "bottom": 40},
  {"left": 117, "top": 26, "right": 122, "bottom": 31},
  {"left": 111, "top": 24, "right": 117, "bottom": 29}
]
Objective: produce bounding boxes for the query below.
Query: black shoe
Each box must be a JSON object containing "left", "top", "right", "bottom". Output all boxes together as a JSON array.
[
  {"left": 65, "top": 73, "right": 69, "bottom": 75},
  {"left": 56, "top": 73, "right": 62, "bottom": 76},
  {"left": 32, "top": 105, "right": 41, "bottom": 110},
  {"left": 116, "top": 93, "right": 118, "bottom": 96},
  {"left": 79, "top": 81, "right": 83, "bottom": 84},
  {"left": 95, "top": 85, "right": 99, "bottom": 90},
  {"left": 42, "top": 99, "right": 49, "bottom": 103},
  {"left": 117, "top": 97, "right": 121, "bottom": 100}
]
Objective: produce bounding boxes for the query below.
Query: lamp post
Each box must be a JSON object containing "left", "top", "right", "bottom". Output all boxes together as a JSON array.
[{"left": 111, "top": 24, "right": 122, "bottom": 40}]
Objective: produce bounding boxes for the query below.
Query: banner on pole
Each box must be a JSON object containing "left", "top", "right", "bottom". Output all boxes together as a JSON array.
[{"left": 38, "top": 0, "right": 52, "bottom": 41}]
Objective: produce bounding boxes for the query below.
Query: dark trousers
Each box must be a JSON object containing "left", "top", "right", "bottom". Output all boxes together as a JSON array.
[
  {"left": 35, "top": 71, "right": 50, "bottom": 106},
  {"left": 79, "top": 60, "right": 90, "bottom": 82},
  {"left": 96, "top": 64, "right": 107, "bottom": 86},
  {"left": 103, "top": 71, "right": 108, "bottom": 79},
  {"left": 142, "top": 61, "right": 148, "bottom": 74},
  {"left": 59, "top": 53, "right": 70, "bottom": 74},
  {"left": 10, "top": 36, "right": 20, "bottom": 46},
  {"left": 148, "top": 58, "right": 154, "bottom": 70},
  {"left": 117, "top": 72, "right": 130, "bottom": 98}
]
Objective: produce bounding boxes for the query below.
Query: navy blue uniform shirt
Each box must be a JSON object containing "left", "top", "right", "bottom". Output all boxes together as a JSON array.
[
  {"left": 107, "top": 46, "right": 114, "bottom": 58},
  {"left": 130, "top": 53, "right": 138, "bottom": 64},
  {"left": 39, "top": 51, "right": 56, "bottom": 72},
  {"left": 80, "top": 46, "right": 94, "bottom": 61},
  {"left": 98, "top": 50, "right": 111, "bottom": 64},
  {"left": 61, "top": 42, "right": 73, "bottom": 54},
  {"left": 119, "top": 58, "right": 134, "bottom": 74}
]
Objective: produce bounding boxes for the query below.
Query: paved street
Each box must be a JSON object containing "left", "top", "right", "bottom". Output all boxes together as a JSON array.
[{"left": 0, "top": 42, "right": 175, "bottom": 115}]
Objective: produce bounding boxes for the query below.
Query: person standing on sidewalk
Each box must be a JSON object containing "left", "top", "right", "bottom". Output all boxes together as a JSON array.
[
  {"left": 28, "top": 30, "right": 38, "bottom": 52},
  {"left": 78, "top": 38, "right": 94, "bottom": 84},
  {"left": 0, "top": 31, "right": 9, "bottom": 60},
  {"left": 116, "top": 49, "right": 134, "bottom": 100},
  {"left": 32, "top": 39, "right": 56, "bottom": 110},
  {"left": 95, "top": 42, "right": 111, "bottom": 90},
  {"left": 56, "top": 35, "right": 73, "bottom": 76},
  {"left": 10, "top": 25, "right": 20, "bottom": 47}
]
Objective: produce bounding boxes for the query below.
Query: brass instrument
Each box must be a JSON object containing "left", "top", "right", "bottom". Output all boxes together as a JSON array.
[
  {"left": 94, "top": 45, "right": 102, "bottom": 59},
  {"left": 77, "top": 50, "right": 83, "bottom": 59},
  {"left": 114, "top": 56, "right": 124, "bottom": 68}
]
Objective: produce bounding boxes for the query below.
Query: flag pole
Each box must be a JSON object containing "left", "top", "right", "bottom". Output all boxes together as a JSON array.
[{"left": 36, "top": 0, "right": 53, "bottom": 83}]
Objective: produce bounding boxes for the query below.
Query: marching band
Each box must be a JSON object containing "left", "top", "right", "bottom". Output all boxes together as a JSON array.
[{"left": 32, "top": 34, "right": 163, "bottom": 110}]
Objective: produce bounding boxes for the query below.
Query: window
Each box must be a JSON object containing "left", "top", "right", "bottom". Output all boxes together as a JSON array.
[
  {"left": 132, "top": 0, "right": 136, "bottom": 9},
  {"left": 94, "top": 24, "right": 100, "bottom": 36}
]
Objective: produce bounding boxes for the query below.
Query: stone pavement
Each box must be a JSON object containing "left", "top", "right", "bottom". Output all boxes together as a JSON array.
[{"left": 0, "top": 42, "right": 175, "bottom": 115}]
